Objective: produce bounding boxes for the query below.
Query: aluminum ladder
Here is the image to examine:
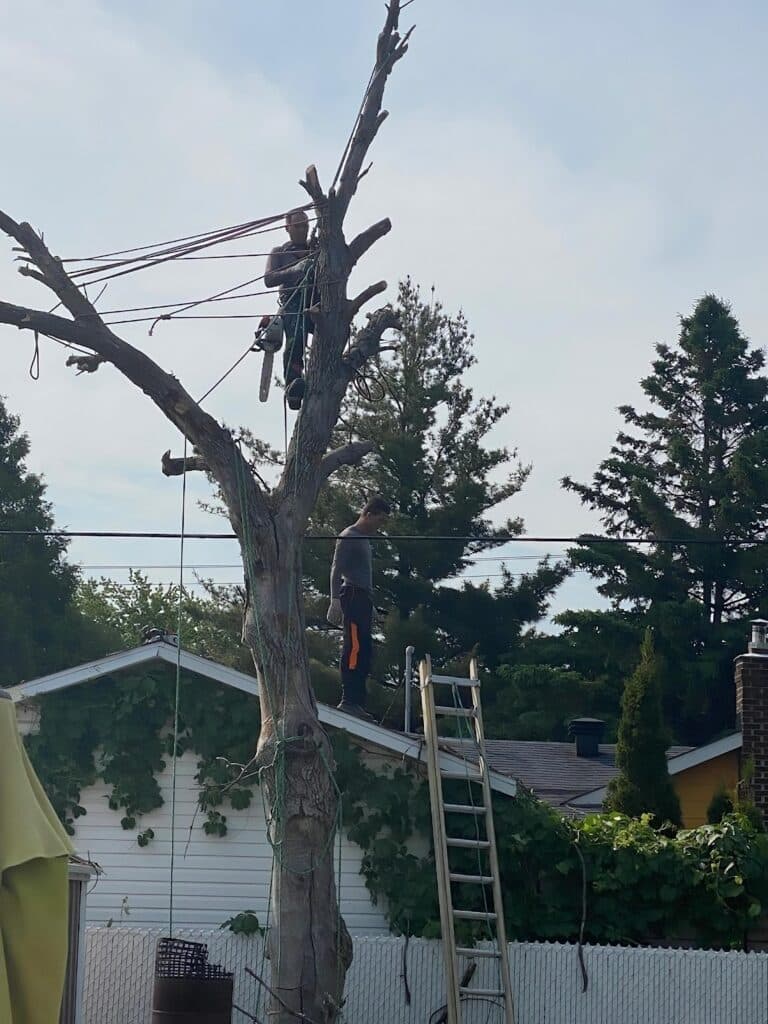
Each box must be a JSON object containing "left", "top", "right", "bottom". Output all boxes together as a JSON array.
[{"left": 419, "top": 655, "right": 515, "bottom": 1024}]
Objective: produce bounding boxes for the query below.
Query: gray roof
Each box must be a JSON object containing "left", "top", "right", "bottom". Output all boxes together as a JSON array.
[{"left": 444, "top": 739, "right": 693, "bottom": 808}]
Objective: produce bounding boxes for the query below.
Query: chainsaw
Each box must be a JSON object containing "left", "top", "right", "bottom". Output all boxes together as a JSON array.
[{"left": 252, "top": 315, "right": 283, "bottom": 402}]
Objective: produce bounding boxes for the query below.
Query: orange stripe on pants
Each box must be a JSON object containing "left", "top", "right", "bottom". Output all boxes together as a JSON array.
[{"left": 349, "top": 622, "right": 360, "bottom": 670}]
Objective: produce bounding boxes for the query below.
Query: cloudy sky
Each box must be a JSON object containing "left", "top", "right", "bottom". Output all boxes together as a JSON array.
[{"left": 2, "top": 0, "right": 767, "bottom": 622}]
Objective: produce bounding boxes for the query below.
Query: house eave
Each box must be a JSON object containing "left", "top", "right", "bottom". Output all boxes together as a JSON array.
[
  {"left": 8, "top": 642, "right": 517, "bottom": 798},
  {"left": 567, "top": 731, "right": 743, "bottom": 809}
]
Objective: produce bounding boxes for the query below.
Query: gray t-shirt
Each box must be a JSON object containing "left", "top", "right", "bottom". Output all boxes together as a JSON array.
[
  {"left": 330, "top": 525, "right": 372, "bottom": 598},
  {"left": 264, "top": 240, "right": 312, "bottom": 306}
]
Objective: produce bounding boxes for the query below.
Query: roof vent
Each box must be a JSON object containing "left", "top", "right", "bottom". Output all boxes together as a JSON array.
[
  {"left": 749, "top": 619, "right": 768, "bottom": 654},
  {"left": 568, "top": 718, "right": 606, "bottom": 758}
]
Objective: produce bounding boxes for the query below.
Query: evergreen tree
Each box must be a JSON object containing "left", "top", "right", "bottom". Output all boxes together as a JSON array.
[
  {"left": 605, "top": 630, "right": 682, "bottom": 826},
  {"left": 562, "top": 295, "right": 768, "bottom": 742},
  {"left": 0, "top": 395, "right": 100, "bottom": 685},
  {"left": 305, "top": 281, "right": 567, "bottom": 708}
]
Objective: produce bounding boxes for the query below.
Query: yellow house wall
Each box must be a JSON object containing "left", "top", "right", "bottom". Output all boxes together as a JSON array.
[{"left": 672, "top": 750, "right": 740, "bottom": 828}]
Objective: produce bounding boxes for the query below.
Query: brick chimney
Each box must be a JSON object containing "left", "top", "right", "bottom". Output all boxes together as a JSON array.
[
  {"left": 568, "top": 717, "right": 606, "bottom": 758},
  {"left": 734, "top": 619, "right": 768, "bottom": 822}
]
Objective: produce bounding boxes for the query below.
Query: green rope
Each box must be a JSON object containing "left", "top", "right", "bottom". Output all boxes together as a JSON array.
[{"left": 168, "top": 437, "right": 189, "bottom": 937}]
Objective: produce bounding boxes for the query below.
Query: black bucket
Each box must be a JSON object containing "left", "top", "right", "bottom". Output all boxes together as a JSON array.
[{"left": 151, "top": 938, "right": 233, "bottom": 1023}]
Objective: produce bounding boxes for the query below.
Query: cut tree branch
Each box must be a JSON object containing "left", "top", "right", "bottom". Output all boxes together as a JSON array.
[
  {"left": 161, "top": 450, "right": 210, "bottom": 477},
  {"left": 299, "top": 164, "right": 326, "bottom": 206},
  {"left": 348, "top": 281, "right": 387, "bottom": 319},
  {"left": 319, "top": 440, "right": 376, "bottom": 483},
  {"left": 66, "top": 353, "right": 104, "bottom": 374},
  {"left": 347, "top": 218, "right": 391, "bottom": 267},
  {"left": 342, "top": 306, "right": 401, "bottom": 378}
]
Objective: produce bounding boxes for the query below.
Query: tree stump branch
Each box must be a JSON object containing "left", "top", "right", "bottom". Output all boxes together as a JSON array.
[{"left": 161, "top": 450, "right": 210, "bottom": 477}]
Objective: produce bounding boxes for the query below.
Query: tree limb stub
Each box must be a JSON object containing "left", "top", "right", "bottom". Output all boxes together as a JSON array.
[
  {"left": 66, "top": 352, "right": 104, "bottom": 375},
  {"left": 319, "top": 440, "right": 376, "bottom": 483},
  {"left": 342, "top": 306, "right": 401, "bottom": 378},
  {"left": 347, "top": 218, "right": 391, "bottom": 268},
  {"left": 300, "top": 164, "right": 325, "bottom": 206},
  {"left": 161, "top": 450, "right": 210, "bottom": 477},
  {"left": 18, "top": 264, "right": 47, "bottom": 286},
  {"left": 348, "top": 281, "right": 387, "bottom": 319}
]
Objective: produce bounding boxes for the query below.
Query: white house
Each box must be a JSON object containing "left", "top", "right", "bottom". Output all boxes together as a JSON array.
[{"left": 9, "top": 640, "right": 516, "bottom": 935}]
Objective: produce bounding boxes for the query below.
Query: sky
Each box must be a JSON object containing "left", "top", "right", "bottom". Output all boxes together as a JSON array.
[{"left": 2, "top": 0, "right": 768, "bottom": 628}]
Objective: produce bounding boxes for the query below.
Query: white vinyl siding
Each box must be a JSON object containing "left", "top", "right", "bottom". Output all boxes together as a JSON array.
[{"left": 71, "top": 751, "right": 391, "bottom": 935}]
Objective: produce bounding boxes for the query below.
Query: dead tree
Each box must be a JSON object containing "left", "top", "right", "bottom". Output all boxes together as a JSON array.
[{"left": 0, "top": 5, "right": 412, "bottom": 1020}]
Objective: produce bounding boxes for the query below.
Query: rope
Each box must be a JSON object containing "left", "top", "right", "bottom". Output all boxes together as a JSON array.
[
  {"left": 28, "top": 331, "right": 40, "bottom": 380},
  {"left": 168, "top": 437, "right": 189, "bottom": 937}
]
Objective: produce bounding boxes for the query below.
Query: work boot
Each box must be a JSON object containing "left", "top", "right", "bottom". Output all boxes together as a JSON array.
[
  {"left": 336, "top": 701, "right": 376, "bottom": 724},
  {"left": 286, "top": 376, "right": 305, "bottom": 411}
]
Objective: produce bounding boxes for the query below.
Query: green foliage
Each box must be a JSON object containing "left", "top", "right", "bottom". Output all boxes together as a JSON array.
[
  {"left": 707, "top": 786, "right": 734, "bottom": 824},
  {"left": 605, "top": 630, "right": 682, "bottom": 826},
  {"left": 220, "top": 910, "right": 263, "bottom": 936},
  {"left": 490, "top": 664, "right": 609, "bottom": 740},
  {"left": 706, "top": 763, "right": 764, "bottom": 832},
  {"left": 26, "top": 574, "right": 261, "bottom": 843},
  {"left": 562, "top": 295, "right": 768, "bottom": 743},
  {"left": 303, "top": 280, "right": 567, "bottom": 720},
  {"left": 0, "top": 395, "right": 106, "bottom": 686},
  {"left": 334, "top": 738, "right": 768, "bottom": 948}
]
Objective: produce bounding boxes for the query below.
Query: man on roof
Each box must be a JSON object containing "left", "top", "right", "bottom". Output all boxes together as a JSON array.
[{"left": 327, "top": 497, "right": 391, "bottom": 722}]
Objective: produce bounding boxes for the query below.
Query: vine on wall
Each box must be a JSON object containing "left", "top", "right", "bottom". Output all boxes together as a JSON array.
[
  {"left": 27, "top": 678, "right": 768, "bottom": 950},
  {"left": 332, "top": 733, "right": 768, "bottom": 949},
  {"left": 26, "top": 666, "right": 259, "bottom": 838}
]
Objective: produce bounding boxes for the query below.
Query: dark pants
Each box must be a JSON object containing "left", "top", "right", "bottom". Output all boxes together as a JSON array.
[
  {"left": 340, "top": 586, "right": 373, "bottom": 707},
  {"left": 281, "top": 287, "right": 314, "bottom": 387}
]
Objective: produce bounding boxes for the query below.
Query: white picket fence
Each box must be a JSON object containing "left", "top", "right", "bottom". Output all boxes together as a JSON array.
[{"left": 83, "top": 926, "right": 768, "bottom": 1023}]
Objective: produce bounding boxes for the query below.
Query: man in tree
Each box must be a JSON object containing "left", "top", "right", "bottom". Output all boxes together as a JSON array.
[
  {"left": 264, "top": 208, "right": 316, "bottom": 410},
  {"left": 327, "top": 496, "right": 391, "bottom": 720}
]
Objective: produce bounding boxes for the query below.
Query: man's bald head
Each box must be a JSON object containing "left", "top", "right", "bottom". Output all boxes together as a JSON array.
[{"left": 285, "top": 208, "right": 309, "bottom": 245}]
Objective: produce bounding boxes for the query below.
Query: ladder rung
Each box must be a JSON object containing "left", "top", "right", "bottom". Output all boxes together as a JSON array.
[
  {"left": 456, "top": 946, "right": 501, "bottom": 959},
  {"left": 430, "top": 673, "right": 479, "bottom": 688},
  {"left": 447, "top": 837, "right": 490, "bottom": 849},
  {"left": 460, "top": 987, "right": 505, "bottom": 997},
  {"left": 453, "top": 909, "right": 497, "bottom": 921},
  {"left": 434, "top": 704, "right": 476, "bottom": 718},
  {"left": 450, "top": 873, "right": 494, "bottom": 884},
  {"left": 440, "top": 769, "right": 483, "bottom": 781},
  {"left": 444, "top": 803, "right": 486, "bottom": 815}
]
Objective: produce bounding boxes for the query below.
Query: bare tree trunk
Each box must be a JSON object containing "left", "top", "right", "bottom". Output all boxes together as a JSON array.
[
  {"left": 238, "top": 533, "right": 351, "bottom": 1020},
  {"left": 0, "top": 4, "right": 413, "bottom": 1017}
]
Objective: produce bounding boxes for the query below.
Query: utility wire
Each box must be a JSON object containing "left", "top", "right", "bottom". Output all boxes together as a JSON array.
[
  {"left": 3, "top": 529, "right": 768, "bottom": 545},
  {"left": 74, "top": 554, "right": 556, "bottom": 569}
]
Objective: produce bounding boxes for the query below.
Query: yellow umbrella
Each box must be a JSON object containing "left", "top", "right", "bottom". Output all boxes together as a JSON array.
[{"left": 0, "top": 688, "right": 73, "bottom": 1023}]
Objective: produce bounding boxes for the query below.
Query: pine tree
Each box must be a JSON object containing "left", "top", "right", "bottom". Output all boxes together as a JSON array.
[
  {"left": 305, "top": 280, "right": 567, "bottom": 702},
  {"left": 563, "top": 295, "right": 768, "bottom": 742},
  {"left": 0, "top": 395, "right": 98, "bottom": 685},
  {"left": 605, "top": 630, "right": 682, "bottom": 826}
]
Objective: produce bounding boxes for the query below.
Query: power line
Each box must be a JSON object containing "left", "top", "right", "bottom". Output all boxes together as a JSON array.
[
  {"left": 83, "top": 571, "right": 558, "bottom": 589},
  {"left": 3, "top": 529, "right": 768, "bottom": 545},
  {"left": 74, "top": 554, "right": 557, "bottom": 569}
]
